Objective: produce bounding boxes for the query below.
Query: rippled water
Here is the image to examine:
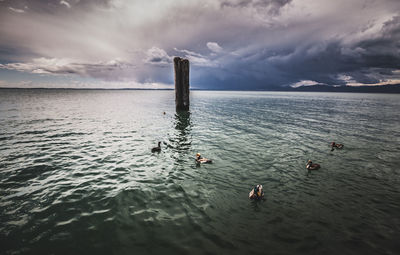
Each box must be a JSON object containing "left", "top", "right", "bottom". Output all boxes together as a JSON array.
[{"left": 1, "top": 89, "right": 400, "bottom": 254}]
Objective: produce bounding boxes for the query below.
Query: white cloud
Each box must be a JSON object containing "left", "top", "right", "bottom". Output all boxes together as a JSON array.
[
  {"left": 347, "top": 79, "right": 400, "bottom": 87},
  {"left": 186, "top": 55, "right": 217, "bottom": 67},
  {"left": 8, "top": 7, "right": 25, "bottom": 13},
  {"left": 0, "top": 80, "right": 34, "bottom": 88},
  {"left": 144, "top": 47, "right": 171, "bottom": 66},
  {"left": 174, "top": 48, "right": 205, "bottom": 58},
  {"left": 60, "top": 1, "right": 71, "bottom": 8},
  {"left": 290, "top": 80, "right": 320, "bottom": 88},
  {"left": 0, "top": 79, "right": 173, "bottom": 89},
  {"left": 337, "top": 74, "right": 354, "bottom": 82},
  {"left": 0, "top": 57, "right": 131, "bottom": 76},
  {"left": 207, "top": 42, "right": 223, "bottom": 53},
  {"left": 174, "top": 47, "right": 217, "bottom": 67}
]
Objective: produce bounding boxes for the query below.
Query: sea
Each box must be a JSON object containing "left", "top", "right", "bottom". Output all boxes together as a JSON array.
[{"left": 1, "top": 89, "right": 399, "bottom": 255}]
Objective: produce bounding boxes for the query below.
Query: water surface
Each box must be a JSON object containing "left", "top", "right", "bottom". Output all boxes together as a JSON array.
[{"left": 1, "top": 89, "right": 400, "bottom": 254}]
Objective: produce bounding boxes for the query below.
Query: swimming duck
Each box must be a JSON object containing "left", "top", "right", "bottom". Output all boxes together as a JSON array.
[
  {"left": 331, "top": 142, "right": 344, "bottom": 151},
  {"left": 195, "top": 153, "right": 212, "bottom": 164},
  {"left": 151, "top": 142, "right": 161, "bottom": 153},
  {"left": 249, "top": 184, "right": 264, "bottom": 200},
  {"left": 306, "top": 160, "right": 320, "bottom": 170}
]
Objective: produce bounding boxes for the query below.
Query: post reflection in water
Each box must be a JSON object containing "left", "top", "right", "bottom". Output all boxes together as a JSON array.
[{"left": 170, "top": 111, "right": 192, "bottom": 164}]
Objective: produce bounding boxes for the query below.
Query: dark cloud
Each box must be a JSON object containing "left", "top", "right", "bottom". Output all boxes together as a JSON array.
[
  {"left": 220, "top": 0, "right": 292, "bottom": 15},
  {"left": 197, "top": 12, "right": 400, "bottom": 89},
  {"left": 0, "top": 0, "right": 399, "bottom": 89},
  {"left": 277, "top": 15, "right": 400, "bottom": 85}
]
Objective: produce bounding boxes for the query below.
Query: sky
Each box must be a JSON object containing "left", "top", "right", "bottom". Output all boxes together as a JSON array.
[{"left": 0, "top": 0, "right": 399, "bottom": 90}]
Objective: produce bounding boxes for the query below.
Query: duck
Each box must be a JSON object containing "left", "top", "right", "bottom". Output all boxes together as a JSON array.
[
  {"left": 335, "top": 143, "right": 344, "bottom": 149},
  {"left": 306, "top": 160, "right": 320, "bottom": 170},
  {"left": 331, "top": 142, "right": 344, "bottom": 151},
  {"left": 249, "top": 184, "right": 264, "bottom": 200},
  {"left": 195, "top": 153, "right": 212, "bottom": 164},
  {"left": 151, "top": 142, "right": 161, "bottom": 153}
]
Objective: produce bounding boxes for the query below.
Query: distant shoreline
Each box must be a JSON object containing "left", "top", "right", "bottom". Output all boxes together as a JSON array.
[{"left": 1, "top": 84, "right": 400, "bottom": 93}]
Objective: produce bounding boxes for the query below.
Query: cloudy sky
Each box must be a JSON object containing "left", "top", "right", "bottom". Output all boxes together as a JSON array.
[{"left": 0, "top": 0, "right": 399, "bottom": 89}]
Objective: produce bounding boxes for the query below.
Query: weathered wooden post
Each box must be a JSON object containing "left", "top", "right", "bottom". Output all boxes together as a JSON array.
[{"left": 174, "top": 57, "right": 190, "bottom": 111}]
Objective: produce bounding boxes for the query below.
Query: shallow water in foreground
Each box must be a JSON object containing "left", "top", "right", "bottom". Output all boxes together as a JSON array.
[{"left": 1, "top": 89, "right": 400, "bottom": 254}]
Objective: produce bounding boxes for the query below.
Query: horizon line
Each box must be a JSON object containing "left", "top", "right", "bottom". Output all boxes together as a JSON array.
[{"left": 1, "top": 86, "right": 400, "bottom": 94}]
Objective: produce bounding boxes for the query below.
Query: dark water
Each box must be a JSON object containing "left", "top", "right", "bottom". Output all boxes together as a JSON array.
[{"left": 1, "top": 89, "right": 400, "bottom": 255}]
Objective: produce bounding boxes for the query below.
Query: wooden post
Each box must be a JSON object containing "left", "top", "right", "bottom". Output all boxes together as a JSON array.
[{"left": 174, "top": 57, "right": 190, "bottom": 111}]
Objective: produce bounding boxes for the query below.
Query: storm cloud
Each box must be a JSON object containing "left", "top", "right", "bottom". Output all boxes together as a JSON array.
[{"left": 0, "top": 0, "right": 399, "bottom": 89}]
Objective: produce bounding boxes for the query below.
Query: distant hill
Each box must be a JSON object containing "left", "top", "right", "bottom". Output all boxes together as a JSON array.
[{"left": 289, "top": 84, "right": 400, "bottom": 93}]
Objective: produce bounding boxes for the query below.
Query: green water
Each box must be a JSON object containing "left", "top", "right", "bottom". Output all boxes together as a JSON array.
[{"left": 1, "top": 89, "right": 399, "bottom": 254}]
